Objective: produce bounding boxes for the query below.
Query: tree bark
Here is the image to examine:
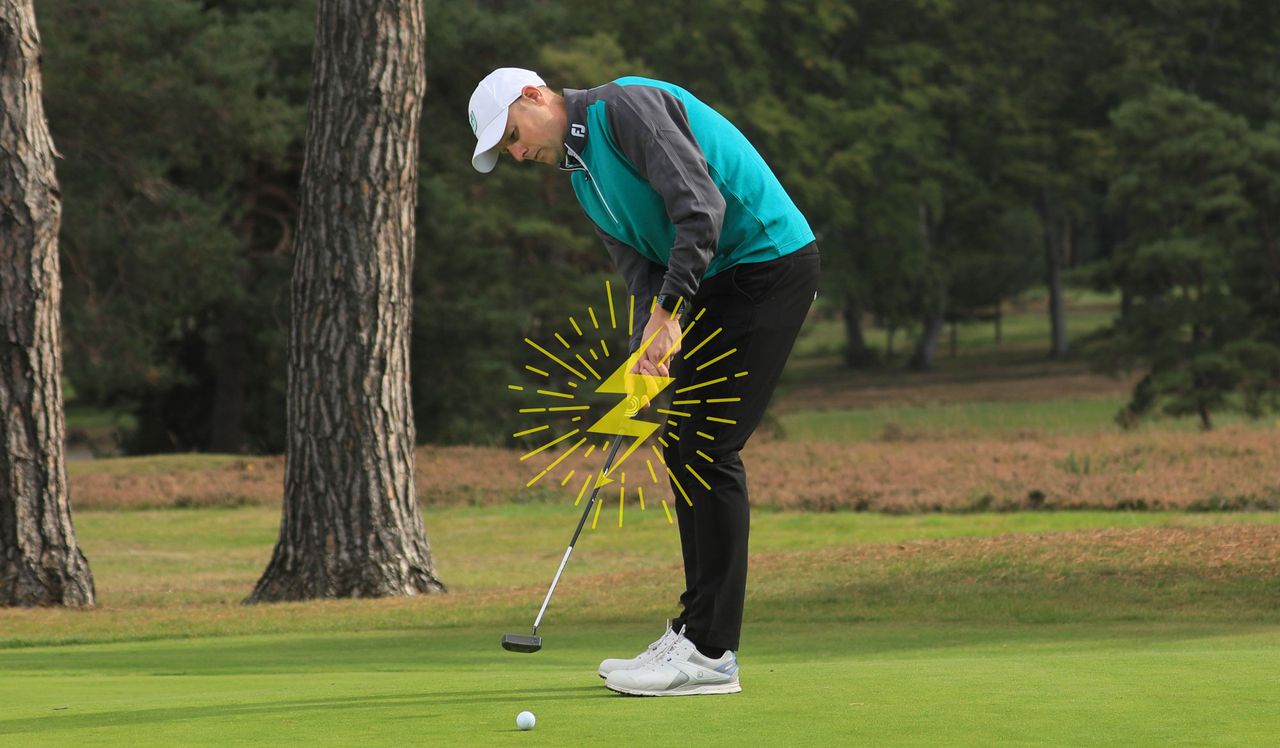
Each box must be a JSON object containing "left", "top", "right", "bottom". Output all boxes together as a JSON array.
[
  {"left": 0, "top": 0, "right": 95, "bottom": 607},
  {"left": 247, "top": 0, "right": 445, "bottom": 602}
]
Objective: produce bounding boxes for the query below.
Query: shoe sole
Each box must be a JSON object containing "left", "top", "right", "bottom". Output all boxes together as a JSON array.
[{"left": 605, "top": 681, "right": 742, "bottom": 697}]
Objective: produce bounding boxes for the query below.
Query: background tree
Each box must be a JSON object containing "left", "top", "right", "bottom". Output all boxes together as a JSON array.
[
  {"left": 247, "top": 0, "right": 444, "bottom": 601},
  {"left": 1091, "top": 88, "right": 1278, "bottom": 429},
  {"left": 0, "top": 0, "right": 95, "bottom": 606},
  {"left": 42, "top": 0, "right": 312, "bottom": 454}
]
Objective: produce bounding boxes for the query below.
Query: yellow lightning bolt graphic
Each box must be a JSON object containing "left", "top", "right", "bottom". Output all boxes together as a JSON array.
[{"left": 586, "top": 330, "right": 673, "bottom": 488}]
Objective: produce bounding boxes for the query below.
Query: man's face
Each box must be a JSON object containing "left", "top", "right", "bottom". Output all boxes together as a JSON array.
[{"left": 500, "top": 86, "right": 566, "bottom": 166}]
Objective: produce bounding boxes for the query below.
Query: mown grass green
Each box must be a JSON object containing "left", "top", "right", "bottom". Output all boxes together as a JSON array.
[{"left": 3, "top": 623, "right": 1277, "bottom": 747}]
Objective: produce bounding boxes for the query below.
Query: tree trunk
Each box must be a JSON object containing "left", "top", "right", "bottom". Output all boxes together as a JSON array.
[
  {"left": 909, "top": 202, "right": 945, "bottom": 371},
  {"left": 841, "top": 299, "right": 877, "bottom": 368},
  {"left": 0, "top": 0, "right": 95, "bottom": 607},
  {"left": 1041, "top": 188, "right": 1069, "bottom": 358},
  {"left": 247, "top": 0, "right": 445, "bottom": 602},
  {"left": 909, "top": 310, "right": 945, "bottom": 370}
]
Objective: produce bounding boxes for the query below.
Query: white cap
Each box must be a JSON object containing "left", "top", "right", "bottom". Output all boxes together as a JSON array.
[{"left": 469, "top": 67, "right": 546, "bottom": 173}]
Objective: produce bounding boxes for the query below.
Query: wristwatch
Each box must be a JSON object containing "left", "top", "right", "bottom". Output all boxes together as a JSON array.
[{"left": 655, "top": 293, "right": 682, "bottom": 314}]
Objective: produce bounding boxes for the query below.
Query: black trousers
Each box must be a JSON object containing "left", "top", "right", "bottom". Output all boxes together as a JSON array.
[{"left": 667, "top": 243, "right": 820, "bottom": 652}]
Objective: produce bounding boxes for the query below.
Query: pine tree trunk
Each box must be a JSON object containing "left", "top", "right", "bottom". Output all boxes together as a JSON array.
[
  {"left": 0, "top": 0, "right": 95, "bottom": 607},
  {"left": 246, "top": 0, "right": 445, "bottom": 602}
]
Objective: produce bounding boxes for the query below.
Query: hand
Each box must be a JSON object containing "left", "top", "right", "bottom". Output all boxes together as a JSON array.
[
  {"left": 626, "top": 357, "right": 668, "bottom": 411},
  {"left": 638, "top": 307, "right": 682, "bottom": 373}
]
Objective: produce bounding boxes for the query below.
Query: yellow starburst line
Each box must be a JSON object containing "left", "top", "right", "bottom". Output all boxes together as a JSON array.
[
  {"left": 575, "top": 354, "right": 601, "bottom": 380},
  {"left": 706, "top": 397, "right": 741, "bottom": 404},
  {"left": 508, "top": 384, "right": 524, "bottom": 391},
  {"left": 672, "top": 399, "right": 701, "bottom": 406},
  {"left": 628, "top": 295, "right": 635, "bottom": 336},
  {"left": 525, "top": 365, "right": 549, "bottom": 377},
  {"left": 651, "top": 444, "right": 665, "bottom": 465},
  {"left": 667, "top": 432, "right": 681, "bottom": 442},
  {"left": 697, "top": 431, "right": 715, "bottom": 441},
  {"left": 527, "top": 438, "right": 586, "bottom": 486},
  {"left": 696, "top": 450, "right": 714, "bottom": 463},
  {"left": 683, "top": 327, "right": 722, "bottom": 360},
  {"left": 618, "top": 485, "right": 625, "bottom": 528},
  {"left": 656, "top": 408, "right": 692, "bottom": 418},
  {"left": 662, "top": 499, "right": 673, "bottom": 523},
  {"left": 519, "top": 408, "right": 547, "bottom": 413},
  {"left": 584, "top": 444, "right": 597, "bottom": 458},
  {"left": 572, "top": 416, "right": 582, "bottom": 422},
  {"left": 685, "top": 464, "right": 710, "bottom": 490},
  {"left": 676, "top": 377, "right": 727, "bottom": 394},
  {"left": 649, "top": 295, "right": 656, "bottom": 313},
  {"left": 512, "top": 425, "right": 550, "bottom": 438},
  {"left": 658, "top": 436, "right": 669, "bottom": 448},
  {"left": 590, "top": 349, "right": 599, "bottom": 360},
  {"left": 600, "top": 339, "right": 610, "bottom": 358},
  {"left": 570, "top": 317, "right": 583, "bottom": 336},
  {"left": 735, "top": 371, "right": 749, "bottom": 378},
  {"left": 555, "top": 333, "right": 571, "bottom": 349},
  {"left": 525, "top": 338, "right": 585, "bottom": 379},
  {"left": 706, "top": 416, "right": 737, "bottom": 425},
  {"left": 591, "top": 495, "right": 603, "bottom": 529},
  {"left": 574, "top": 474, "right": 592, "bottom": 505},
  {"left": 589, "top": 307, "right": 599, "bottom": 329},
  {"left": 667, "top": 467, "right": 694, "bottom": 506},
  {"left": 537, "top": 389, "right": 574, "bottom": 399},
  {"left": 567, "top": 381, "right": 579, "bottom": 388},
  {"left": 638, "top": 485, "right": 646, "bottom": 510},
  {"left": 549, "top": 405, "right": 590, "bottom": 412},
  {"left": 695, "top": 308, "right": 706, "bottom": 320},
  {"left": 606, "top": 280, "right": 617, "bottom": 329},
  {"left": 696, "top": 348, "right": 738, "bottom": 371},
  {"left": 520, "top": 429, "right": 580, "bottom": 461},
  {"left": 667, "top": 419, "right": 679, "bottom": 427},
  {"left": 647, "top": 459, "right": 658, "bottom": 483},
  {"left": 561, "top": 469, "right": 575, "bottom": 486}
]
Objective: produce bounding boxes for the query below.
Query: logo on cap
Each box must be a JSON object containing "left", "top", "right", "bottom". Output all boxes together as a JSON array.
[{"left": 469, "top": 111, "right": 478, "bottom": 135}]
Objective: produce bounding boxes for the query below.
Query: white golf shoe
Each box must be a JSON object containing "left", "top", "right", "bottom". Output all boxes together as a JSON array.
[
  {"left": 597, "top": 621, "right": 682, "bottom": 679},
  {"left": 604, "top": 633, "right": 741, "bottom": 696}
]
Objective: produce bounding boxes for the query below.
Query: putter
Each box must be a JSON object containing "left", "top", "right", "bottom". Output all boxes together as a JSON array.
[{"left": 502, "top": 428, "right": 630, "bottom": 653}]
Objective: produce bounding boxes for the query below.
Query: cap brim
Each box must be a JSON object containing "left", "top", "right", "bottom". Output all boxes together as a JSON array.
[{"left": 471, "top": 110, "right": 510, "bottom": 173}]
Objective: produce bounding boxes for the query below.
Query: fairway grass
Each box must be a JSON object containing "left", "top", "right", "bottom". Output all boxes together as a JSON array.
[
  {"left": 1, "top": 505, "right": 1278, "bottom": 745},
  {"left": 1, "top": 623, "right": 1277, "bottom": 746}
]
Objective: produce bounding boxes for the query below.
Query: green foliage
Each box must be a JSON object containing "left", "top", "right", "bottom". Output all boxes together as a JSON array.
[
  {"left": 43, "top": 0, "right": 312, "bottom": 451},
  {"left": 38, "top": 0, "right": 1280, "bottom": 449},
  {"left": 1090, "top": 87, "right": 1280, "bottom": 429}
]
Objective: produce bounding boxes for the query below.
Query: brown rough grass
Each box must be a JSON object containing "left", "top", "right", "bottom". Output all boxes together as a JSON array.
[
  {"left": 69, "top": 426, "right": 1280, "bottom": 514},
  {"left": 749, "top": 524, "right": 1280, "bottom": 582}
]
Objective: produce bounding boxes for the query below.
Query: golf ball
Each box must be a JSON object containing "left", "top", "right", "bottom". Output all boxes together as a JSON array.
[{"left": 516, "top": 710, "right": 536, "bottom": 730}]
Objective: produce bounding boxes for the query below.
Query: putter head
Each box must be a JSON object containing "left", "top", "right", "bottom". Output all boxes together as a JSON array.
[{"left": 501, "top": 633, "right": 543, "bottom": 653}]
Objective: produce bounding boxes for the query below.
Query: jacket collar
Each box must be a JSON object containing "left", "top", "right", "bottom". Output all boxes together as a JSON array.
[{"left": 559, "top": 88, "right": 591, "bottom": 172}]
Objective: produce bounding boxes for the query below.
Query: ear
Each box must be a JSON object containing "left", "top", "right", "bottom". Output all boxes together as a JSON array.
[{"left": 521, "top": 85, "right": 543, "bottom": 103}]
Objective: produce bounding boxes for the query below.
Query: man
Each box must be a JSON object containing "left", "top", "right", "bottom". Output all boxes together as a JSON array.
[{"left": 470, "top": 67, "right": 819, "bottom": 696}]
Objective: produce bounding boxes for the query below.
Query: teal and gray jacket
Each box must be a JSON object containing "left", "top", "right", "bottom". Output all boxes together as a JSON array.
[{"left": 559, "top": 78, "right": 814, "bottom": 351}]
